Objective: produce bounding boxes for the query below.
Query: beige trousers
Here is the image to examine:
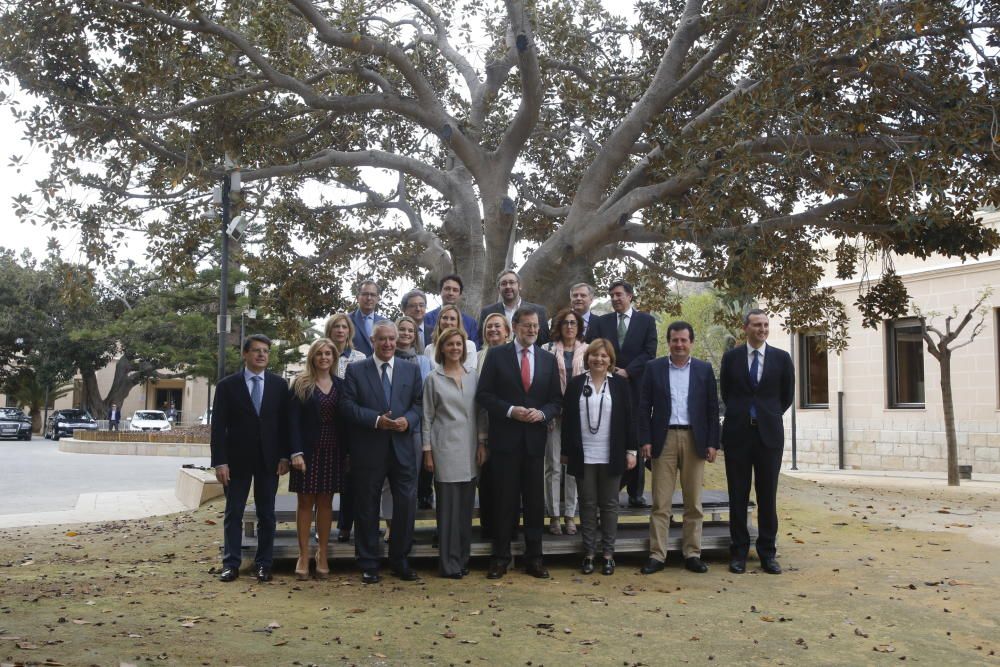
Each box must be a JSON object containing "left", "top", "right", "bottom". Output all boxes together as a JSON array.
[{"left": 648, "top": 429, "right": 705, "bottom": 561}]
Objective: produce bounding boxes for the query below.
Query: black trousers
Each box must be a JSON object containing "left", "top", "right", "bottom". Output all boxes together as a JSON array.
[
  {"left": 353, "top": 447, "right": 417, "bottom": 572},
  {"left": 724, "top": 426, "right": 783, "bottom": 559},
  {"left": 491, "top": 443, "right": 544, "bottom": 564},
  {"left": 619, "top": 391, "right": 645, "bottom": 500},
  {"left": 337, "top": 475, "right": 354, "bottom": 535},
  {"left": 418, "top": 467, "right": 435, "bottom": 505},
  {"left": 222, "top": 467, "right": 278, "bottom": 570}
]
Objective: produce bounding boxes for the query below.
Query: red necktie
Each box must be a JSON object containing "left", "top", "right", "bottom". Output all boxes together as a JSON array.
[{"left": 520, "top": 348, "right": 531, "bottom": 392}]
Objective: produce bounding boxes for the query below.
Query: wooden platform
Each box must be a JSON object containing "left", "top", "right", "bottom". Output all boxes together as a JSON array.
[{"left": 241, "top": 490, "right": 755, "bottom": 561}]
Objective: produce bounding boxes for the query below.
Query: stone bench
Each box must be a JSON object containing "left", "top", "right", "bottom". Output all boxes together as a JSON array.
[{"left": 175, "top": 466, "right": 224, "bottom": 509}]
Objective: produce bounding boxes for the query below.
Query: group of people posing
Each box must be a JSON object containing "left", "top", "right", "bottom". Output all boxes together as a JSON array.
[{"left": 209, "top": 270, "right": 794, "bottom": 584}]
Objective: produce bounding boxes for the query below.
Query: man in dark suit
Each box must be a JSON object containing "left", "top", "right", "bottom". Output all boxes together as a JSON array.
[
  {"left": 211, "top": 334, "right": 291, "bottom": 583},
  {"left": 569, "top": 282, "right": 596, "bottom": 337},
  {"left": 637, "top": 321, "right": 720, "bottom": 575},
  {"left": 340, "top": 320, "right": 423, "bottom": 584},
  {"left": 424, "top": 274, "right": 480, "bottom": 347},
  {"left": 720, "top": 308, "right": 794, "bottom": 575},
  {"left": 350, "top": 279, "right": 382, "bottom": 357},
  {"left": 587, "top": 280, "right": 657, "bottom": 507},
  {"left": 476, "top": 307, "right": 562, "bottom": 579},
  {"left": 107, "top": 403, "right": 121, "bottom": 431},
  {"left": 478, "top": 269, "right": 550, "bottom": 345}
]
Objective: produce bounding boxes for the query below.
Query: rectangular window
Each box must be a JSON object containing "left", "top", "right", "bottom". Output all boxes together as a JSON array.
[
  {"left": 887, "top": 319, "right": 925, "bottom": 408},
  {"left": 799, "top": 333, "right": 829, "bottom": 408}
]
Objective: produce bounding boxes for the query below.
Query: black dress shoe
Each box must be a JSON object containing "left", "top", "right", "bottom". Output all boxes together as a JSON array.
[
  {"left": 601, "top": 557, "right": 616, "bottom": 576},
  {"left": 392, "top": 567, "right": 420, "bottom": 582},
  {"left": 486, "top": 560, "right": 507, "bottom": 579},
  {"left": 441, "top": 572, "right": 463, "bottom": 580},
  {"left": 218, "top": 567, "right": 239, "bottom": 582},
  {"left": 760, "top": 557, "right": 782, "bottom": 575},
  {"left": 729, "top": 559, "right": 746, "bottom": 574},
  {"left": 337, "top": 530, "right": 351, "bottom": 543},
  {"left": 361, "top": 570, "right": 381, "bottom": 584},
  {"left": 461, "top": 567, "right": 470, "bottom": 576},
  {"left": 255, "top": 566, "right": 273, "bottom": 582},
  {"left": 581, "top": 556, "right": 595, "bottom": 575},
  {"left": 418, "top": 497, "right": 433, "bottom": 510},
  {"left": 640, "top": 558, "right": 665, "bottom": 575},
  {"left": 525, "top": 559, "right": 550, "bottom": 579},
  {"left": 684, "top": 556, "right": 708, "bottom": 573},
  {"left": 627, "top": 496, "right": 650, "bottom": 508}
]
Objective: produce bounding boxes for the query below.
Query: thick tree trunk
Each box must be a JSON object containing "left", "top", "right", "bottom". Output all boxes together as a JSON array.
[
  {"left": 80, "top": 357, "right": 144, "bottom": 420},
  {"left": 939, "top": 352, "right": 960, "bottom": 486}
]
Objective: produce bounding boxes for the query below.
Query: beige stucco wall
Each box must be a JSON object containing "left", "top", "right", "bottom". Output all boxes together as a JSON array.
[{"left": 771, "top": 210, "right": 1000, "bottom": 473}]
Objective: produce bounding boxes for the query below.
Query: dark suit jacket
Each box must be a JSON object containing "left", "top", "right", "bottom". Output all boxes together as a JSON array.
[
  {"left": 561, "top": 374, "right": 637, "bottom": 478},
  {"left": 637, "top": 357, "right": 720, "bottom": 458},
  {"left": 424, "top": 307, "right": 480, "bottom": 347},
  {"left": 350, "top": 308, "right": 383, "bottom": 357},
  {"left": 340, "top": 357, "right": 423, "bottom": 470},
  {"left": 587, "top": 309, "right": 657, "bottom": 396},
  {"left": 476, "top": 342, "right": 561, "bottom": 457},
  {"left": 478, "top": 301, "right": 550, "bottom": 345},
  {"left": 107, "top": 409, "right": 120, "bottom": 422},
  {"left": 720, "top": 344, "right": 794, "bottom": 449},
  {"left": 288, "top": 376, "right": 346, "bottom": 461},
  {"left": 210, "top": 370, "right": 290, "bottom": 476}
]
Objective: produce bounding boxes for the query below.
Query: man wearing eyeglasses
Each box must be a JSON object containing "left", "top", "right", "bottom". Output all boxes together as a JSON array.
[
  {"left": 478, "top": 269, "right": 550, "bottom": 345},
  {"left": 350, "top": 280, "right": 383, "bottom": 357}
]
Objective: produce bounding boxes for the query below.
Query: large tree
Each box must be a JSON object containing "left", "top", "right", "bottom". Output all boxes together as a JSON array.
[{"left": 1, "top": 0, "right": 998, "bottom": 340}]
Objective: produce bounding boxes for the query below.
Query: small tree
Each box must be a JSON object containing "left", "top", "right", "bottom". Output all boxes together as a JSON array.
[{"left": 914, "top": 288, "right": 993, "bottom": 486}]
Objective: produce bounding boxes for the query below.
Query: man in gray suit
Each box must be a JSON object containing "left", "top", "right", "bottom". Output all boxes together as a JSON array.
[{"left": 341, "top": 320, "right": 423, "bottom": 584}]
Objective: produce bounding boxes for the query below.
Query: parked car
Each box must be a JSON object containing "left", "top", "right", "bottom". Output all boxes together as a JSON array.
[
  {"left": 45, "top": 409, "right": 98, "bottom": 440},
  {"left": 129, "top": 410, "right": 172, "bottom": 432},
  {"left": 0, "top": 407, "right": 32, "bottom": 440}
]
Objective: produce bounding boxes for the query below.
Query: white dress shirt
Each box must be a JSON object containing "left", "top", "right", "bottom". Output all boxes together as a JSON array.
[
  {"left": 667, "top": 356, "right": 691, "bottom": 426},
  {"left": 503, "top": 298, "right": 523, "bottom": 324}
]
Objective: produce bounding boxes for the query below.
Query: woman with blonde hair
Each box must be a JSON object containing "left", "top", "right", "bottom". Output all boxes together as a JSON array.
[
  {"left": 288, "top": 338, "right": 347, "bottom": 579},
  {"left": 477, "top": 312, "right": 511, "bottom": 371},
  {"left": 324, "top": 312, "right": 367, "bottom": 379},
  {"left": 323, "top": 312, "right": 366, "bottom": 543},
  {"left": 424, "top": 304, "right": 477, "bottom": 373}
]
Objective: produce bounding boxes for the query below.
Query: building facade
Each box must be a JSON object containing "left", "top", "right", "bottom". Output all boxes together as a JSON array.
[{"left": 770, "top": 210, "right": 1000, "bottom": 474}]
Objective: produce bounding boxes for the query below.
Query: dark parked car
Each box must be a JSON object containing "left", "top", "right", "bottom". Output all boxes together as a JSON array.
[
  {"left": 0, "top": 407, "right": 32, "bottom": 440},
  {"left": 44, "top": 409, "right": 98, "bottom": 440}
]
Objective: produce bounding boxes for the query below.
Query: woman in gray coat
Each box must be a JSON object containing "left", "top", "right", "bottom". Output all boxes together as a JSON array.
[{"left": 422, "top": 328, "right": 487, "bottom": 578}]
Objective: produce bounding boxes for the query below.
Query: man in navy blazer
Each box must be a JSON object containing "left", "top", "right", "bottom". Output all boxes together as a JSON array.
[
  {"left": 350, "top": 279, "right": 383, "bottom": 357},
  {"left": 340, "top": 320, "right": 423, "bottom": 584},
  {"left": 637, "top": 321, "right": 719, "bottom": 575},
  {"left": 477, "top": 307, "right": 562, "bottom": 580},
  {"left": 424, "top": 274, "right": 480, "bottom": 347},
  {"left": 587, "top": 280, "right": 658, "bottom": 506},
  {"left": 719, "top": 309, "right": 794, "bottom": 575},
  {"left": 211, "top": 334, "right": 291, "bottom": 583}
]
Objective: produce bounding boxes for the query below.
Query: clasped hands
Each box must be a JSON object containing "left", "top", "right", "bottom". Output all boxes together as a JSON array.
[
  {"left": 510, "top": 406, "right": 545, "bottom": 423},
  {"left": 377, "top": 411, "right": 410, "bottom": 432}
]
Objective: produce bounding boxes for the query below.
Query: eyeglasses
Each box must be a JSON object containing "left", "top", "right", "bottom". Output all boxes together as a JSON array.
[
  {"left": 359, "top": 292, "right": 379, "bottom": 298},
  {"left": 517, "top": 323, "right": 540, "bottom": 330},
  {"left": 561, "top": 321, "right": 578, "bottom": 327}
]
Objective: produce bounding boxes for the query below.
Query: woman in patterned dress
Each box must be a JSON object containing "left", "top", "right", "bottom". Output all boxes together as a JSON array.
[
  {"left": 289, "top": 338, "right": 347, "bottom": 579},
  {"left": 324, "top": 312, "right": 366, "bottom": 543}
]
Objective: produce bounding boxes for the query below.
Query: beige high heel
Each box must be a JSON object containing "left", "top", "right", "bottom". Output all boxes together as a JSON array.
[
  {"left": 314, "top": 550, "right": 330, "bottom": 579},
  {"left": 295, "top": 555, "right": 310, "bottom": 581}
]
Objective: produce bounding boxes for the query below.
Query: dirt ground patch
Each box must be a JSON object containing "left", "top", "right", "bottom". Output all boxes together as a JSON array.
[{"left": 1, "top": 464, "right": 998, "bottom": 666}]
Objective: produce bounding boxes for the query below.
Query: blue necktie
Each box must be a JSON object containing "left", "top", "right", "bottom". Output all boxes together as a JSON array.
[
  {"left": 381, "top": 362, "right": 392, "bottom": 407},
  {"left": 250, "top": 375, "right": 263, "bottom": 415},
  {"left": 365, "top": 315, "right": 373, "bottom": 338},
  {"left": 749, "top": 350, "right": 759, "bottom": 419}
]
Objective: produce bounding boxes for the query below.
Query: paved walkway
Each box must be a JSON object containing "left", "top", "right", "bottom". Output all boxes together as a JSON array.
[{"left": 0, "top": 436, "right": 209, "bottom": 528}]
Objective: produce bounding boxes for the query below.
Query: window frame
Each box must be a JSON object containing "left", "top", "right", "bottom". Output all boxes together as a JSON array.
[
  {"left": 798, "top": 331, "right": 830, "bottom": 409},
  {"left": 886, "top": 318, "right": 926, "bottom": 409}
]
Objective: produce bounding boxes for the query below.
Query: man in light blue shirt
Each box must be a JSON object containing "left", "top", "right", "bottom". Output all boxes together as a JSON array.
[{"left": 637, "top": 321, "right": 720, "bottom": 575}]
